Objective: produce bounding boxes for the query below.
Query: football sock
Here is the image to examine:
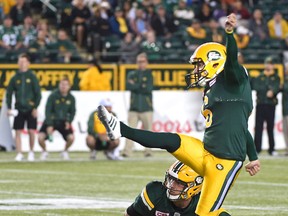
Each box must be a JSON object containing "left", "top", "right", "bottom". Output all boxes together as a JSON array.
[{"left": 120, "top": 122, "right": 181, "bottom": 152}]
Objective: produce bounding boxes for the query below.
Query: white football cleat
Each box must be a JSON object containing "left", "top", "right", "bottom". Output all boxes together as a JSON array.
[
  {"left": 61, "top": 151, "right": 70, "bottom": 160},
  {"left": 40, "top": 151, "right": 49, "bottom": 161},
  {"left": 27, "top": 151, "right": 35, "bottom": 162},
  {"left": 15, "top": 153, "right": 24, "bottom": 162},
  {"left": 97, "top": 105, "right": 121, "bottom": 140}
]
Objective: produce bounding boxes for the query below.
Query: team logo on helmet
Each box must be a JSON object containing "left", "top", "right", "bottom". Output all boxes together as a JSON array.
[{"left": 207, "top": 51, "right": 221, "bottom": 61}]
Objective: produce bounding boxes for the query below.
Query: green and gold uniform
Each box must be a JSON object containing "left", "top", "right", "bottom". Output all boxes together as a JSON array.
[
  {"left": 44, "top": 89, "right": 76, "bottom": 126},
  {"left": 250, "top": 69, "right": 280, "bottom": 154},
  {"left": 40, "top": 89, "right": 76, "bottom": 140},
  {"left": 6, "top": 70, "right": 41, "bottom": 112},
  {"left": 120, "top": 31, "right": 258, "bottom": 216},
  {"left": 126, "top": 181, "right": 200, "bottom": 216},
  {"left": 0, "top": 25, "right": 21, "bottom": 47},
  {"left": 126, "top": 69, "right": 153, "bottom": 112}
]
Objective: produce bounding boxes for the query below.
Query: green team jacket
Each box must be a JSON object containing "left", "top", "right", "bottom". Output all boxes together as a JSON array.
[
  {"left": 202, "top": 32, "right": 257, "bottom": 161},
  {"left": 128, "top": 181, "right": 200, "bottom": 216},
  {"left": 250, "top": 71, "right": 280, "bottom": 105},
  {"left": 44, "top": 89, "right": 76, "bottom": 126},
  {"left": 282, "top": 75, "right": 288, "bottom": 116},
  {"left": 126, "top": 69, "right": 153, "bottom": 112},
  {"left": 6, "top": 70, "right": 41, "bottom": 112}
]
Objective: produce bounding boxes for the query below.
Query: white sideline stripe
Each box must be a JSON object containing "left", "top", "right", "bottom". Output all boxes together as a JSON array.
[
  {"left": 0, "top": 190, "right": 131, "bottom": 202},
  {"left": 0, "top": 198, "right": 131, "bottom": 210},
  {"left": 2, "top": 168, "right": 288, "bottom": 187},
  {"left": 0, "top": 180, "right": 30, "bottom": 183},
  {"left": 0, "top": 198, "right": 287, "bottom": 212},
  {"left": 1, "top": 168, "right": 161, "bottom": 180}
]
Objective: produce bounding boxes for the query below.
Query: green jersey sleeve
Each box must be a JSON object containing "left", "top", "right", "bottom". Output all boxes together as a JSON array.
[
  {"left": 132, "top": 181, "right": 163, "bottom": 215},
  {"left": 246, "top": 130, "right": 258, "bottom": 161},
  {"left": 224, "top": 32, "right": 247, "bottom": 85}
]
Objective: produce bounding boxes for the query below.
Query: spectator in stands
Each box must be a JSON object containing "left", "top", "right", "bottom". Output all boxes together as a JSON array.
[
  {"left": 250, "top": 57, "right": 280, "bottom": 155},
  {"left": 9, "top": 0, "right": 30, "bottom": 26},
  {"left": 109, "top": 6, "right": 129, "bottom": 38},
  {"left": 234, "top": 25, "right": 250, "bottom": 49},
  {"left": 71, "top": 0, "right": 91, "bottom": 48},
  {"left": 38, "top": 77, "right": 76, "bottom": 161},
  {"left": 87, "top": 6, "right": 111, "bottom": 53},
  {"left": 48, "top": 29, "right": 79, "bottom": 63},
  {"left": 185, "top": 18, "right": 207, "bottom": 50},
  {"left": 86, "top": 98, "right": 121, "bottom": 160},
  {"left": 79, "top": 58, "right": 111, "bottom": 90},
  {"left": 0, "top": 0, "right": 15, "bottom": 23},
  {"left": 186, "top": 18, "right": 207, "bottom": 40},
  {"left": 267, "top": 11, "right": 288, "bottom": 40},
  {"left": 6, "top": 53, "right": 41, "bottom": 161},
  {"left": 195, "top": 2, "right": 213, "bottom": 26},
  {"left": 123, "top": 0, "right": 136, "bottom": 23},
  {"left": 144, "top": 3, "right": 156, "bottom": 26},
  {"left": 212, "top": 1, "right": 228, "bottom": 26},
  {"left": 130, "top": 7, "right": 149, "bottom": 38},
  {"left": 140, "top": 30, "right": 161, "bottom": 61},
  {"left": 0, "top": 15, "right": 24, "bottom": 61},
  {"left": 19, "top": 15, "right": 37, "bottom": 48},
  {"left": 122, "top": 52, "right": 153, "bottom": 158},
  {"left": 173, "top": 0, "right": 195, "bottom": 25},
  {"left": 88, "top": 6, "right": 111, "bottom": 37},
  {"left": 248, "top": 8, "right": 268, "bottom": 42},
  {"left": 36, "top": 20, "right": 55, "bottom": 44},
  {"left": 28, "top": 30, "right": 50, "bottom": 63},
  {"left": 99, "top": 1, "right": 112, "bottom": 20},
  {"left": 119, "top": 32, "right": 141, "bottom": 64},
  {"left": 229, "top": 0, "right": 250, "bottom": 28},
  {"left": 58, "top": 0, "right": 73, "bottom": 35},
  {"left": 281, "top": 62, "right": 288, "bottom": 156},
  {"left": 150, "top": 5, "right": 177, "bottom": 38},
  {"left": 207, "top": 18, "right": 225, "bottom": 44}
]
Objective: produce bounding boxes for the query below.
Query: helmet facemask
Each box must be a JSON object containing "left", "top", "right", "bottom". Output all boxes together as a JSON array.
[
  {"left": 185, "top": 58, "right": 208, "bottom": 88},
  {"left": 164, "top": 173, "right": 191, "bottom": 201},
  {"left": 164, "top": 168, "right": 203, "bottom": 201},
  {"left": 186, "top": 42, "right": 226, "bottom": 88}
]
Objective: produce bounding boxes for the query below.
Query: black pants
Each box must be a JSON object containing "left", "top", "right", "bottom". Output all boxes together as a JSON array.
[{"left": 254, "top": 104, "right": 276, "bottom": 154}]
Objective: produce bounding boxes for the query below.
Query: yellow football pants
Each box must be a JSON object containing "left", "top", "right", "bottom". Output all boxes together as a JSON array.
[{"left": 172, "top": 134, "right": 243, "bottom": 216}]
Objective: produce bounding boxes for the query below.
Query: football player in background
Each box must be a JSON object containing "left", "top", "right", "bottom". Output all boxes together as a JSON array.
[
  {"left": 125, "top": 160, "right": 231, "bottom": 216},
  {"left": 97, "top": 13, "right": 260, "bottom": 215},
  {"left": 6, "top": 53, "right": 41, "bottom": 162},
  {"left": 38, "top": 77, "right": 76, "bottom": 160},
  {"left": 86, "top": 98, "right": 121, "bottom": 160}
]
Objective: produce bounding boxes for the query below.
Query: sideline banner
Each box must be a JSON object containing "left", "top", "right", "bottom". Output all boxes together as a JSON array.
[
  {"left": 119, "top": 64, "right": 284, "bottom": 90},
  {"left": 6, "top": 91, "right": 285, "bottom": 152}
]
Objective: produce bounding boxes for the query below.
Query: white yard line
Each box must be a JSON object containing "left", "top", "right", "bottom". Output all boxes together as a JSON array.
[
  {"left": 2, "top": 168, "right": 288, "bottom": 187},
  {"left": 0, "top": 197, "right": 287, "bottom": 212}
]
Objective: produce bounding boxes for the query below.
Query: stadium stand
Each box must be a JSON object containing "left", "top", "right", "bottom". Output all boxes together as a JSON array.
[{"left": 0, "top": 0, "right": 286, "bottom": 64}]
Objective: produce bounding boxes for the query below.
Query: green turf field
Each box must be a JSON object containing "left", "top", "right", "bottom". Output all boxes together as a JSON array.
[{"left": 0, "top": 150, "right": 287, "bottom": 216}]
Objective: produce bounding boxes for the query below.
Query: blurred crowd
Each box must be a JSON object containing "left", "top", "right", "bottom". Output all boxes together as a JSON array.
[{"left": 0, "top": 0, "right": 288, "bottom": 64}]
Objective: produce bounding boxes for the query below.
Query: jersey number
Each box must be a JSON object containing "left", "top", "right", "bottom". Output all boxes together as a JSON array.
[{"left": 202, "top": 109, "right": 213, "bottom": 128}]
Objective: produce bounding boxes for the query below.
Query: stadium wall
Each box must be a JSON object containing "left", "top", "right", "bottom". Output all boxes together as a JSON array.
[{"left": 3, "top": 91, "right": 286, "bottom": 152}]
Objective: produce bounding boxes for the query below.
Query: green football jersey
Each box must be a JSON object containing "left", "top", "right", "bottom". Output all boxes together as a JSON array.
[
  {"left": 0, "top": 26, "right": 21, "bottom": 46},
  {"left": 202, "top": 33, "right": 253, "bottom": 161},
  {"left": 130, "top": 181, "right": 200, "bottom": 216}
]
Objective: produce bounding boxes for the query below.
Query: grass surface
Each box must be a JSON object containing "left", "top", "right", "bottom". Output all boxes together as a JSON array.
[{"left": 0, "top": 150, "right": 287, "bottom": 216}]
